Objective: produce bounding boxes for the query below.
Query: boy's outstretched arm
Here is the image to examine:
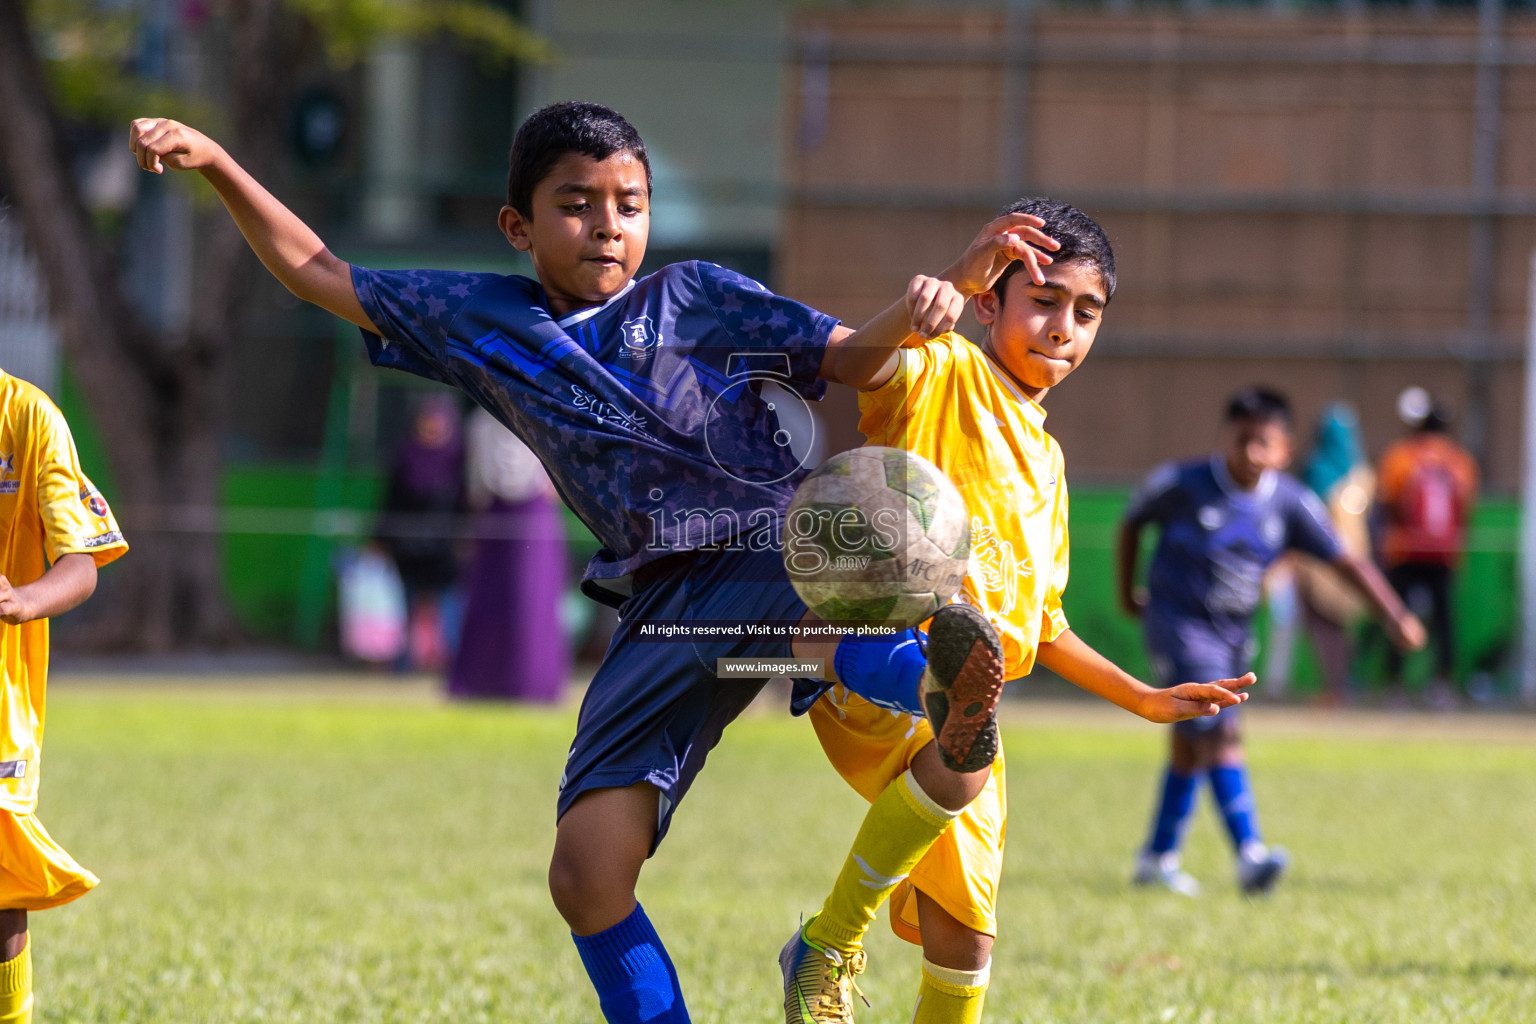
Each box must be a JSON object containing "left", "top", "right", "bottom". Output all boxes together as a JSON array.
[
  {"left": 129, "top": 118, "right": 377, "bottom": 333},
  {"left": 0, "top": 554, "right": 96, "bottom": 625},
  {"left": 820, "top": 213, "right": 1060, "bottom": 390},
  {"left": 1331, "top": 552, "right": 1428, "bottom": 651},
  {"left": 1035, "top": 628, "right": 1255, "bottom": 724}
]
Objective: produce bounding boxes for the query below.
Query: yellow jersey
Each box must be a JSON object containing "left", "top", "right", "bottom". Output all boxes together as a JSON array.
[
  {"left": 859, "top": 334, "right": 1069, "bottom": 679},
  {"left": 0, "top": 370, "right": 127, "bottom": 814}
]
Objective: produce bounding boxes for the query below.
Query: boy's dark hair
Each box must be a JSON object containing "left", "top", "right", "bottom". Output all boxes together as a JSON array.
[
  {"left": 993, "top": 197, "right": 1116, "bottom": 302},
  {"left": 1225, "top": 386, "right": 1292, "bottom": 429},
  {"left": 506, "top": 102, "right": 652, "bottom": 216}
]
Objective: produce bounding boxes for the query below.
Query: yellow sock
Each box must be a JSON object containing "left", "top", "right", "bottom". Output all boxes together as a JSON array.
[
  {"left": 804, "top": 770, "right": 957, "bottom": 953},
  {"left": 912, "top": 957, "right": 989, "bottom": 1024},
  {"left": 0, "top": 939, "right": 31, "bottom": 1024}
]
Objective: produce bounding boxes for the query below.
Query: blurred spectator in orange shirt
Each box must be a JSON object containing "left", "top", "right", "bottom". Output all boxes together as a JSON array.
[{"left": 1376, "top": 387, "right": 1479, "bottom": 708}]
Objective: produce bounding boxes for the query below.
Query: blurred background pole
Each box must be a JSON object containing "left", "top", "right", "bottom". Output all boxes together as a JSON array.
[
  {"left": 998, "top": 0, "right": 1032, "bottom": 193},
  {"left": 1521, "top": 249, "right": 1536, "bottom": 706},
  {"left": 1460, "top": 0, "right": 1503, "bottom": 465},
  {"left": 292, "top": 324, "right": 358, "bottom": 649}
]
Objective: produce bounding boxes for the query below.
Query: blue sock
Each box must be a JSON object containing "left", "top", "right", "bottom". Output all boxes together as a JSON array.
[
  {"left": 572, "top": 903, "right": 690, "bottom": 1023},
  {"left": 1208, "top": 764, "right": 1262, "bottom": 851},
  {"left": 1147, "top": 766, "right": 1200, "bottom": 855},
  {"left": 831, "top": 628, "right": 926, "bottom": 716}
]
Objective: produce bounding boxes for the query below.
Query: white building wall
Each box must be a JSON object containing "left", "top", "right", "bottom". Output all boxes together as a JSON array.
[{"left": 521, "top": 0, "right": 788, "bottom": 250}]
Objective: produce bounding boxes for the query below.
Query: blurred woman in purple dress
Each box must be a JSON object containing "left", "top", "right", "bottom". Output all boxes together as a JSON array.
[{"left": 449, "top": 406, "right": 570, "bottom": 701}]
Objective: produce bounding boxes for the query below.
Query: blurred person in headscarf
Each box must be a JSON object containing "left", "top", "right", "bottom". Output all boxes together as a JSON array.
[
  {"left": 1376, "top": 387, "right": 1479, "bottom": 709},
  {"left": 1293, "top": 403, "right": 1375, "bottom": 706},
  {"left": 448, "top": 406, "right": 569, "bottom": 702},
  {"left": 379, "top": 393, "right": 466, "bottom": 671}
]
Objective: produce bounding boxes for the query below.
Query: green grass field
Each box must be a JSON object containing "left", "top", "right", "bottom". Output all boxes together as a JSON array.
[{"left": 28, "top": 678, "right": 1536, "bottom": 1023}]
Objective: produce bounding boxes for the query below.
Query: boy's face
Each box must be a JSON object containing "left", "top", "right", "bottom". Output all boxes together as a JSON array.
[
  {"left": 973, "top": 259, "right": 1106, "bottom": 401},
  {"left": 498, "top": 151, "right": 650, "bottom": 317},
  {"left": 1223, "top": 416, "right": 1292, "bottom": 490}
]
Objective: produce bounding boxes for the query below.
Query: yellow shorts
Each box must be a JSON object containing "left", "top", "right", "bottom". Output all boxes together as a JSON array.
[
  {"left": 809, "top": 686, "right": 1006, "bottom": 945},
  {"left": 0, "top": 810, "right": 98, "bottom": 911}
]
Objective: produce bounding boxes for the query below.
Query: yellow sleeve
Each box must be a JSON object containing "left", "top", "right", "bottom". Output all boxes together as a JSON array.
[
  {"left": 32, "top": 400, "right": 128, "bottom": 568},
  {"left": 1040, "top": 472, "right": 1070, "bottom": 643}
]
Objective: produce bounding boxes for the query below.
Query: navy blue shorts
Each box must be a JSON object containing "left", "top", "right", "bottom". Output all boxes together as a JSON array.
[
  {"left": 1145, "top": 614, "right": 1252, "bottom": 737},
  {"left": 558, "top": 544, "right": 807, "bottom": 853}
]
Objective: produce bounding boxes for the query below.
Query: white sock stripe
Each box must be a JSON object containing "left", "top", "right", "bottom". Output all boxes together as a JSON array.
[
  {"left": 921, "top": 957, "right": 991, "bottom": 989},
  {"left": 901, "top": 769, "right": 962, "bottom": 822},
  {"left": 852, "top": 853, "right": 908, "bottom": 890}
]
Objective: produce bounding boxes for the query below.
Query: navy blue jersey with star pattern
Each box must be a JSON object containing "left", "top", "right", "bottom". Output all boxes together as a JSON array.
[
  {"left": 1125, "top": 456, "right": 1343, "bottom": 646},
  {"left": 352, "top": 261, "right": 836, "bottom": 602}
]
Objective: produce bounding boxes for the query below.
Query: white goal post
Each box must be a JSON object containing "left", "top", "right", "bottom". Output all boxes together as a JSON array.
[{"left": 1520, "top": 249, "right": 1536, "bottom": 705}]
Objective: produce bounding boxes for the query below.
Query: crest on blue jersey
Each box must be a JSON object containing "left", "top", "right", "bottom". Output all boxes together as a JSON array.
[
  {"left": 620, "top": 315, "right": 659, "bottom": 356},
  {"left": 1262, "top": 515, "right": 1285, "bottom": 546}
]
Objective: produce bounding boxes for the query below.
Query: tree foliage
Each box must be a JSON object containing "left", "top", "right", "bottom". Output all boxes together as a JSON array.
[
  {"left": 0, "top": 0, "right": 543, "bottom": 650},
  {"left": 30, "top": 0, "right": 543, "bottom": 129},
  {"left": 285, "top": 0, "right": 551, "bottom": 66}
]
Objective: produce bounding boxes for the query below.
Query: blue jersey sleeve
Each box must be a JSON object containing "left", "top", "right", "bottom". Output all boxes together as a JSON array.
[
  {"left": 351, "top": 266, "right": 503, "bottom": 383},
  {"left": 693, "top": 262, "right": 836, "bottom": 401},
  {"left": 1286, "top": 483, "right": 1346, "bottom": 562},
  {"left": 1124, "top": 462, "right": 1183, "bottom": 526}
]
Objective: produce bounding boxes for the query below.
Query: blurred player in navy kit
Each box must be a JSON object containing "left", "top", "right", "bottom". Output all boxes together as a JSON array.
[{"left": 1117, "top": 388, "right": 1426, "bottom": 895}]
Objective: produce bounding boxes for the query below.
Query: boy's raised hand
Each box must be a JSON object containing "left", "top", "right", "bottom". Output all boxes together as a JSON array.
[
  {"left": 941, "top": 213, "right": 1061, "bottom": 298},
  {"left": 904, "top": 274, "right": 967, "bottom": 340},
  {"left": 124, "top": 115, "right": 376, "bottom": 332},
  {"left": 1139, "top": 673, "right": 1256, "bottom": 724},
  {"left": 130, "top": 118, "right": 222, "bottom": 174}
]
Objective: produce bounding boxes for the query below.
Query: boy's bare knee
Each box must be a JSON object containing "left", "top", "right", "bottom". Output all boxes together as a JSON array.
[
  {"left": 1172, "top": 729, "right": 1234, "bottom": 773},
  {"left": 1169, "top": 730, "right": 1199, "bottom": 773},
  {"left": 549, "top": 785, "right": 658, "bottom": 935},
  {"left": 548, "top": 841, "right": 642, "bottom": 935},
  {"left": 546, "top": 849, "right": 587, "bottom": 916},
  {"left": 914, "top": 890, "right": 993, "bottom": 972},
  {"left": 927, "top": 929, "right": 993, "bottom": 972},
  {"left": 952, "top": 931, "right": 995, "bottom": 971}
]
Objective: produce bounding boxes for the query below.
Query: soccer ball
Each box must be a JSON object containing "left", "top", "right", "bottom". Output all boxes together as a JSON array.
[{"left": 783, "top": 446, "right": 971, "bottom": 628}]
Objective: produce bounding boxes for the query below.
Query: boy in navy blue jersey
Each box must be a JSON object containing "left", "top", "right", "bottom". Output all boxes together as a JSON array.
[
  {"left": 128, "top": 103, "right": 1085, "bottom": 1022},
  {"left": 1117, "top": 387, "right": 1426, "bottom": 896}
]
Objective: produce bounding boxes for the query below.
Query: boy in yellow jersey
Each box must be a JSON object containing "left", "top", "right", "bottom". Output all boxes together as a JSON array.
[
  {"left": 782, "top": 199, "right": 1255, "bottom": 1023},
  {"left": 0, "top": 368, "right": 126, "bottom": 1023}
]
